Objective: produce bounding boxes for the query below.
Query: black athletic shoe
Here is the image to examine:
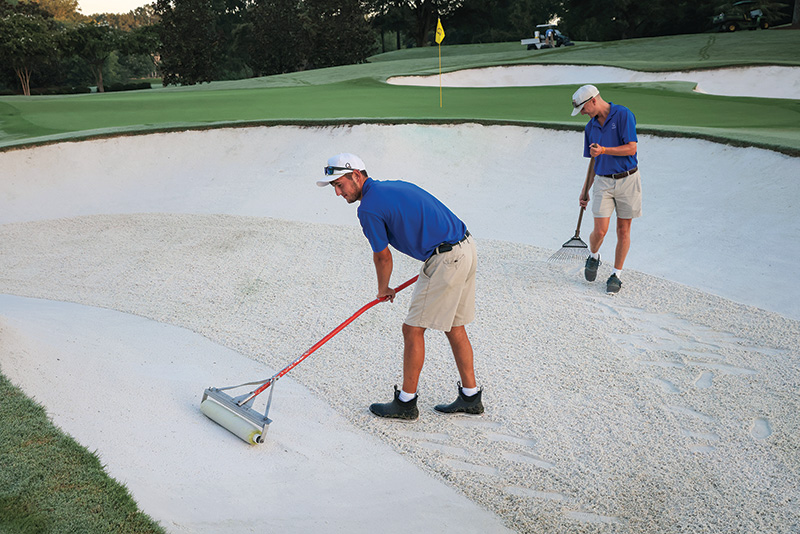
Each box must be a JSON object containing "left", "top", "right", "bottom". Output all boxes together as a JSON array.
[
  {"left": 434, "top": 382, "right": 484, "bottom": 415},
  {"left": 585, "top": 255, "right": 601, "bottom": 282},
  {"left": 606, "top": 274, "right": 622, "bottom": 294},
  {"left": 369, "top": 385, "right": 419, "bottom": 421}
]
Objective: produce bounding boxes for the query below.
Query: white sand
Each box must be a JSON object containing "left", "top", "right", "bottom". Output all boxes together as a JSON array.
[
  {"left": 388, "top": 65, "right": 800, "bottom": 100},
  {"left": 1, "top": 68, "right": 799, "bottom": 533}
]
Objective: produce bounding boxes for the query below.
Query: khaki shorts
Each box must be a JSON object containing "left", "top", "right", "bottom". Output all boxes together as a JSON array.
[
  {"left": 405, "top": 235, "right": 477, "bottom": 331},
  {"left": 592, "top": 170, "right": 642, "bottom": 219}
]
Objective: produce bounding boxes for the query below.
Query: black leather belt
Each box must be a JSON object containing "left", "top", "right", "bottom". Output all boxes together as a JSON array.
[
  {"left": 600, "top": 167, "right": 638, "bottom": 179},
  {"left": 430, "top": 230, "right": 470, "bottom": 257}
]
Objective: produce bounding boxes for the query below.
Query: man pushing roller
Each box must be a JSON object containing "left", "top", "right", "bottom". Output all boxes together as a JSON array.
[
  {"left": 571, "top": 85, "right": 642, "bottom": 294},
  {"left": 317, "top": 153, "right": 483, "bottom": 420}
]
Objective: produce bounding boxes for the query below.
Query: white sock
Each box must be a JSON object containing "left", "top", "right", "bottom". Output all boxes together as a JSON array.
[
  {"left": 612, "top": 268, "right": 622, "bottom": 277},
  {"left": 398, "top": 389, "right": 416, "bottom": 402},
  {"left": 461, "top": 386, "right": 479, "bottom": 397},
  {"left": 590, "top": 251, "right": 600, "bottom": 260}
]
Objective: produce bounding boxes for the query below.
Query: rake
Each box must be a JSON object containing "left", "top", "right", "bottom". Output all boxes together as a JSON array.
[
  {"left": 201, "top": 275, "right": 418, "bottom": 445},
  {"left": 548, "top": 157, "right": 595, "bottom": 264}
]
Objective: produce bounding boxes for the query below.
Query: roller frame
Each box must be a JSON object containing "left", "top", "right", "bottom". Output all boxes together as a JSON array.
[{"left": 202, "top": 385, "right": 273, "bottom": 443}]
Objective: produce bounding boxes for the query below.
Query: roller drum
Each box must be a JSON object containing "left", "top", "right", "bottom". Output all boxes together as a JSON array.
[{"left": 201, "top": 399, "right": 263, "bottom": 445}]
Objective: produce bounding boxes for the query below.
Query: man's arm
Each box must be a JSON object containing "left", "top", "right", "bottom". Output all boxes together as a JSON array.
[
  {"left": 589, "top": 141, "right": 637, "bottom": 158},
  {"left": 373, "top": 246, "right": 395, "bottom": 301}
]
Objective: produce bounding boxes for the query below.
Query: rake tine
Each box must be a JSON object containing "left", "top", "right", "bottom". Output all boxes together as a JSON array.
[{"left": 548, "top": 157, "right": 595, "bottom": 264}]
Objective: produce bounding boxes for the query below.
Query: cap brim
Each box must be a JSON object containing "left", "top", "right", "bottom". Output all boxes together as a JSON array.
[
  {"left": 571, "top": 105, "right": 583, "bottom": 117},
  {"left": 316, "top": 180, "right": 333, "bottom": 187}
]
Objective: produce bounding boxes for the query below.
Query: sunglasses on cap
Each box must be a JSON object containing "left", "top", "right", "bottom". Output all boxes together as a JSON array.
[
  {"left": 573, "top": 96, "right": 594, "bottom": 109},
  {"left": 323, "top": 165, "right": 357, "bottom": 176}
]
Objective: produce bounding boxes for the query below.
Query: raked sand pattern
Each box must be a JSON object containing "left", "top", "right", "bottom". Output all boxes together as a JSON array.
[{"left": 1, "top": 211, "right": 798, "bottom": 533}]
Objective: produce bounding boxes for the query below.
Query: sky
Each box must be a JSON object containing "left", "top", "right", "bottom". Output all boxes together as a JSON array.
[{"left": 78, "top": 1, "right": 149, "bottom": 15}]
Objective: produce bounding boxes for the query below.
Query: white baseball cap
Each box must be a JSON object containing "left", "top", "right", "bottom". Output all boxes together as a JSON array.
[
  {"left": 317, "top": 153, "right": 366, "bottom": 187},
  {"left": 571, "top": 85, "right": 599, "bottom": 116}
]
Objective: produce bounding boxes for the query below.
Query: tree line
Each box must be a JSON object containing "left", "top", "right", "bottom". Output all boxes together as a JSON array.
[{"left": 1, "top": 0, "right": 795, "bottom": 95}]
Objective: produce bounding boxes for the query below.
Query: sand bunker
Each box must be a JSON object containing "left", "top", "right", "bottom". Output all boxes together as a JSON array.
[
  {"left": 388, "top": 65, "right": 800, "bottom": 100},
  {"left": 1, "top": 120, "right": 799, "bottom": 532}
]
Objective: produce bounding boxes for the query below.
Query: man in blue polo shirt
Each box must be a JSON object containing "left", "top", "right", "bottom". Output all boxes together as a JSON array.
[
  {"left": 317, "top": 153, "right": 482, "bottom": 421},
  {"left": 571, "top": 85, "right": 642, "bottom": 294}
]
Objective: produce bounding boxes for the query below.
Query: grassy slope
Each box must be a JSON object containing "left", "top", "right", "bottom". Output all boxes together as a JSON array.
[
  {"left": 0, "top": 374, "right": 165, "bottom": 533},
  {"left": 1, "top": 31, "right": 798, "bottom": 154}
]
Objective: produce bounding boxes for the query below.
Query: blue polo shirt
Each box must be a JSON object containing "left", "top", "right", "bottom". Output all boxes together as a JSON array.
[
  {"left": 583, "top": 103, "right": 638, "bottom": 176},
  {"left": 357, "top": 178, "right": 467, "bottom": 262}
]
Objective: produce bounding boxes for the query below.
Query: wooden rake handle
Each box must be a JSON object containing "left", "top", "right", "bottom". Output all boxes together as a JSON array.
[{"left": 574, "top": 157, "right": 596, "bottom": 237}]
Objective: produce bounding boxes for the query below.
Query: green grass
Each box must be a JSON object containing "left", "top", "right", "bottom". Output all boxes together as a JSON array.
[
  {"left": 0, "top": 374, "right": 165, "bottom": 534},
  {"left": 1, "top": 30, "right": 799, "bottom": 154}
]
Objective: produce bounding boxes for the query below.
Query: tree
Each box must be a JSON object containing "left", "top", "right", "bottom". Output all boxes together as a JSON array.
[
  {"left": 305, "top": 0, "right": 377, "bottom": 68},
  {"left": 398, "top": 0, "right": 462, "bottom": 47},
  {"left": 63, "top": 23, "right": 124, "bottom": 92},
  {"left": 155, "top": 0, "right": 218, "bottom": 85},
  {"left": 19, "top": 0, "right": 78, "bottom": 20},
  {"left": 371, "top": 3, "right": 411, "bottom": 52},
  {"left": 0, "top": 11, "right": 59, "bottom": 95},
  {"left": 95, "top": 4, "right": 161, "bottom": 31},
  {"left": 444, "top": 0, "right": 558, "bottom": 44},
  {"left": 121, "top": 23, "right": 161, "bottom": 78},
  {"left": 248, "top": 0, "right": 310, "bottom": 75}
]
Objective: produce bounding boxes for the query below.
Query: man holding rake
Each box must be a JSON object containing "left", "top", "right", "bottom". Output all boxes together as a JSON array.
[
  {"left": 317, "top": 153, "right": 483, "bottom": 421},
  {"left": 571, "top": 84, "right": 642, "bottom": 294}
]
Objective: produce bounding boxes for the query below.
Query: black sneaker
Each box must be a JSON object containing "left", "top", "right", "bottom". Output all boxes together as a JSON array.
[
  {"left": 585, "top": 255, "right": 601, "bottom": 282},
  {"left": 606, "top": 274, "right": 622, "bottom": 294},
  {"left": 434, "top": 382, "right": 484, "bottom": 415},
  {"left": 369, "top": 385, "right": 419, "bottom": 421}
]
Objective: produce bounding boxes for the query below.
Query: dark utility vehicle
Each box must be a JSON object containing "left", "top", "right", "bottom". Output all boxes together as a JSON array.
[{"left": 712, "top": 0, "right": 770, "bottom": 31}]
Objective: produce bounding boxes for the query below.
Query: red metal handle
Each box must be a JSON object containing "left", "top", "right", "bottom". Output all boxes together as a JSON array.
[{"left": 246, "top": 275, "right": 419, "bottom": 401}]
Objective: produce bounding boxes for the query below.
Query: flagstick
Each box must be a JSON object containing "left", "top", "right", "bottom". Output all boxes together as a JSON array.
[{"left": 439, "top": 43, "right": 444, "bottom": 107}]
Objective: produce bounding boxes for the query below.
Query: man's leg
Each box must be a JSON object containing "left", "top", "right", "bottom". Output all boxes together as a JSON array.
[
  {"left": 444, "top": 325, "right": 476, "bottom": 389},
  {"left": 369, "top": 322, "right": 424, "bottom": 420},
  {"left": 614, "top": 218, "right": 632, "bottom": 270},
  {"left": 434, "top": 325, "right": 483, "bottom": 414},
  {"left": 402, "top": 323, "right": 426, "bottom": 394},
  {"left": 590, "top": 216, "right": 610, "bottom": 254},
  {"left": 585, "top": 216, "right": 610, "bottom": 281}
]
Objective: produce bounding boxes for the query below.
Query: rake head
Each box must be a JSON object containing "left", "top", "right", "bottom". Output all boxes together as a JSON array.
[{"left": 547, "top": 236, "right": 589, "bottom": 264}]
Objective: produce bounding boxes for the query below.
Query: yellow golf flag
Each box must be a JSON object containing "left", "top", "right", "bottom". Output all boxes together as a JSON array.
[{"left": 435, "top": 18, "right": 445, "bottom": 44}]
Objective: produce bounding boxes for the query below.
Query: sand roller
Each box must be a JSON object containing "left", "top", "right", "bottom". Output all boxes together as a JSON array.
[{"left": 201, "top": 275, "right": 418, "bottom": 444}]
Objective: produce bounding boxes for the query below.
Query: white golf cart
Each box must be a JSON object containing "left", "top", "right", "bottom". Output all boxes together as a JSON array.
[{"left": 521, "top": 24, "right": 575, "bottom": 50}]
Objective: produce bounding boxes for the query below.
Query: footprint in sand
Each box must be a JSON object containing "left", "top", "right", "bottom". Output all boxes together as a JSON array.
[
  {"left": 488, "top": 433, "right": 537, "bottom": 449},
  {"left": 666, "top": 405, "right": 715, "bottom": 424},
  {"left": 501, "top": 451, "right": 555, "bottom": 470},
  {"left": 505, "top": 486, "right": 572, "bottom": 502},
  {"left": 652, "top": 377, "right": 680, "bottom": 393},
  {"left": 694, "top": 371, "right": 713, "bottom": 389},
  {"left": 750, "top": 417, "right": 772, "bottom": 440},
  {"left": 443, "top": 458, "right": 500, "bottom": 476}
]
